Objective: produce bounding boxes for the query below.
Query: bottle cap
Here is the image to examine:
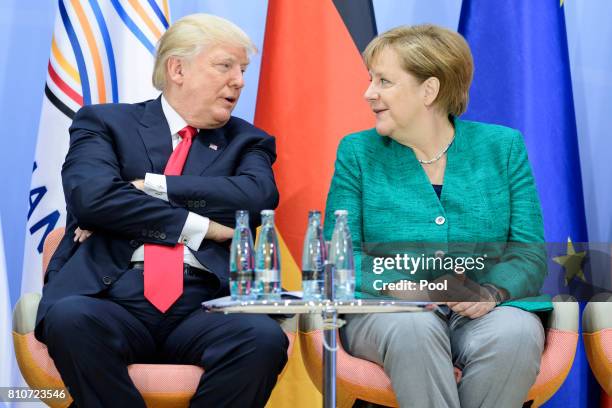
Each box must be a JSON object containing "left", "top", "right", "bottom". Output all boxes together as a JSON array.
[
  {"left": 334, "top": 209, "right": 348, "bottom": 216},
  {"left": 261, "top": 209, "right": 275, "bottom": 216}
]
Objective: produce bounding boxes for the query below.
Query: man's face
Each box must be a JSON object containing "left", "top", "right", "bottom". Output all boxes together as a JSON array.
[{"left": 179, "top": 44, "right": 249, "bottom": 129}]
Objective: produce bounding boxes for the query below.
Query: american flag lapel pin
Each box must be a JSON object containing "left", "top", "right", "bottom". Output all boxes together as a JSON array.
[{"left": 208, "top": 143, "right": 218, "bottom": 151}]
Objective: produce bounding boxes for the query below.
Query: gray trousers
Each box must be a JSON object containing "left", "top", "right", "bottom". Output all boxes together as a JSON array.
[{"left": 341, "top": 306, "right": 545, "bottom": 408}]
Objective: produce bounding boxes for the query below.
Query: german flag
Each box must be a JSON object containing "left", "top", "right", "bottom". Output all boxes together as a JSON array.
[{"left": 255, "top": 0, "right": 377, "bottom": 291}]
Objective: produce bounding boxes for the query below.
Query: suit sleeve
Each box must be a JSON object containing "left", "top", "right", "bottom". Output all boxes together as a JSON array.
[
  {"left": 165, "top": 136, "right": 279, "bottom": 226},
  {"left": 62, "top": 105, "right": 189, "bottom": 244},
  {"left": 44, "top": 213, "right": 78, "bottom": 281},
  {"left": 481, "top": 131, "right": 547, "bottom": 300}
]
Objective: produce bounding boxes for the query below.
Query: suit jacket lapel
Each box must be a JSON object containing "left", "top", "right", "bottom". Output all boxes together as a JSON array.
[
  {"left": 137, "top": 97, "right": 173, "bottom": 174},
  {"left": 183, "top": 127, "right": 227, "bottom": 175}
]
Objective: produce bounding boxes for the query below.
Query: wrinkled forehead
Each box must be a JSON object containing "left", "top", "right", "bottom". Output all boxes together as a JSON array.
[{"left": 199, "top": 42, "right": 251, "bottom": 65}]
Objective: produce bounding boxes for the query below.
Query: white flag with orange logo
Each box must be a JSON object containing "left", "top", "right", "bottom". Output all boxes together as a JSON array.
[{"left": 22, "top": 0, "right": 169, "bottom": 295}]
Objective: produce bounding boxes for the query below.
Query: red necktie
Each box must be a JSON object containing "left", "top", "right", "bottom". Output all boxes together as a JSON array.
[{"left": 144, "top": 125, "right": 197, "bottom": 312}]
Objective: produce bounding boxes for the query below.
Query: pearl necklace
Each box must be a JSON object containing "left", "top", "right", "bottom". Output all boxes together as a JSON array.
[{"left": 418, "top": 136, "right": 455, "bottom": 165}]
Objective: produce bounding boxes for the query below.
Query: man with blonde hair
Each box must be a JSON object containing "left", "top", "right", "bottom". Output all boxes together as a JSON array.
[{"left": 35, "top": 14, "right": 287, "bottom": 408}]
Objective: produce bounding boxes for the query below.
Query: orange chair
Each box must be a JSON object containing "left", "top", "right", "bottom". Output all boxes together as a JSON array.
[
  {"left": 582, "top": 293, "right": 612, "bottom": 398},
  {"left": 299, "top": 300, "right": 578, "bottom": 408},
  {"left": 13, "top": 228, "right": 295, "bottom": 408}
]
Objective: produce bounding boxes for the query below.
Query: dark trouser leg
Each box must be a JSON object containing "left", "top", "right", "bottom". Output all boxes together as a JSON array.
[
  {"left": 161, "top": 311, "right": 289, "bottom": 408},
  {"left": 39, "top": 295, "right": 156, "bottom": 408}
]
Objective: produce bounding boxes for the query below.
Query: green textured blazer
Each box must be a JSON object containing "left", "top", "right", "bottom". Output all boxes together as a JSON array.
[{"left": 324, "top": 119, "right": 552, "bottom": 312}]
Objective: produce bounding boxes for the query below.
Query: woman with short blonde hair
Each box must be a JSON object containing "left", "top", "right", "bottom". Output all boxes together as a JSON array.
[{"left": 326, "top": 24, "right": 550, "bottom": 407}]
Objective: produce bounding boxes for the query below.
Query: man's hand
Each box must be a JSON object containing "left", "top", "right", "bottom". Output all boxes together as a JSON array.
[
  {"left": 131, "top": 179, "right": 145, "bottom": 191},
  {"left": 205, "top": 220, "right": 234, "bottom": 242},
  {"left": 74, "top": 227, "right": 92, "bottom": 243}
]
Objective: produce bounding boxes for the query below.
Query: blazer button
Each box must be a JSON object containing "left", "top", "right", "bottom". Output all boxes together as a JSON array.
[
  {"left": 102, "top": 276, "right": 113, "bottom": 285},
  {"left": 160, "top": 233, "right": 166, "bottom": 240},
  {"left": 200, "top": 200, "right": 206, "bottom": 207},
  {"left": 154, "top": 231, "right": 161, "bottom": 238},
  {"left": 435, "top": 216, "right": 446, "bottom": 225},
  {"left": 129, "top": 239, "right": 141, "bottom": 248}
]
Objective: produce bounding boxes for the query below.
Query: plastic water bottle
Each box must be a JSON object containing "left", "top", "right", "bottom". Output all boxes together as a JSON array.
[
  {"left": 328, "top": 210, "right": 355, "bottom": 300},
  {"left": 229, "top": 210, "right": 256, "bottom": 301},
  {"left": 254, "top": 209, "right": 281, "bottom": 300},
  {"left": 301, "top": 210, "right": 326, "bottom": 300}
]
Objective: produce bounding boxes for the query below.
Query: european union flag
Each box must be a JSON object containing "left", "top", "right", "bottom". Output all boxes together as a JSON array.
[
  {"left": 458, "top": 1, "right": 596, "bottom": 407},
  {"left": 458, "top": 0, "right": 587, "bottom": 243}
]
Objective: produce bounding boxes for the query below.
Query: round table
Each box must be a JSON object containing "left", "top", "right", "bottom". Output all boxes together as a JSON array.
[{"left": 204, "top": 297, "right": 429, "bottom": 408}]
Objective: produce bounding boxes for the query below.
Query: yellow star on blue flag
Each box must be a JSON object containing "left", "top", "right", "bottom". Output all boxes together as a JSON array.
[{"left": 553, "top": 237, "right": 587, "bottom": 286}]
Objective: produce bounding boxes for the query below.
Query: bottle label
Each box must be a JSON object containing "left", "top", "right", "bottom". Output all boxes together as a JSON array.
[
  {"left": 302, "top": 269, "right": 323, "bottom": 281},
  {"left": 256, "top": 269, "right": 280, "bottom": 282},
  {"left": 230, "top": 270, "right": 254, "bottom": 281}
]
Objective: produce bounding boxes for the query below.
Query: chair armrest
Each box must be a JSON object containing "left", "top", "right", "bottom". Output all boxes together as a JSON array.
[
  {"left": 276, "top": 315, "right": 298, "bottom": 334},
  {"left": 13, "top": 293, "right": 41, "bottom": 334},
  {"left": 298, "top": 313, "right": 324, "bottom": 333},
  {"left": 582, "top": 293, "right": 612, "bottom": 333},
  {"left": 547, "top": 296, "right": 579, "bottom": 332}
]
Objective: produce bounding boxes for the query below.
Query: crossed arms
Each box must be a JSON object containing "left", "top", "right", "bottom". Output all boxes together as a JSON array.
[{"left": 63, "top": 104, "right": 278, "bottom": 247}]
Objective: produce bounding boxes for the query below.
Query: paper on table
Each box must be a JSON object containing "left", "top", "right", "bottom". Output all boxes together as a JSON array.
[{"left": 202, "top": 291, "right": 304, "bottom": 308}]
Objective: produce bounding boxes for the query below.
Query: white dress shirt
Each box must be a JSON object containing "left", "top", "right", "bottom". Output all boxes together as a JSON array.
[{"left": 130, "top": 95, "right": 210, "bottom": 269}]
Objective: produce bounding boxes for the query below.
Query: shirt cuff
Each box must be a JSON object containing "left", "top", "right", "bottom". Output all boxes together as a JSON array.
[
  {"left": 179, "top": 212, "right": 209, "bottom": 251},
  {"left": 144, "top": 173, "right": 168, "bottom": 201}
]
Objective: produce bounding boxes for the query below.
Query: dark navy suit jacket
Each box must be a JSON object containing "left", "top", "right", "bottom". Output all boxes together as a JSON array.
[{"left": 35, "top": 97, "right": 278, "bottom": 337}]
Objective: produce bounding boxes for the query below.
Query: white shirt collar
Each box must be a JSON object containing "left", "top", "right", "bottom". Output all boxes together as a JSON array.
[{"left": 161, "top": 94, "right": 190, "bottom": 136}]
